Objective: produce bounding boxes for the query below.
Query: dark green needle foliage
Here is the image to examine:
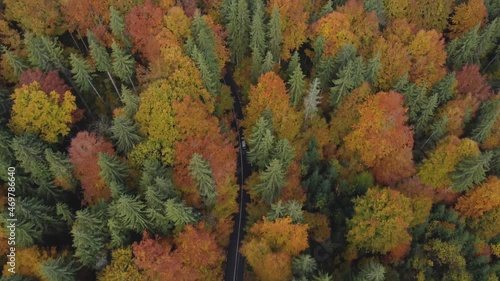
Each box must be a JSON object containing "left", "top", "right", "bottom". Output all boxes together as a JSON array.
[
  {"left": 188, "top": 153, "right": 218, "bottom": 207},
  {"left": 288, "top": 64, "right": 306, "bottom": 108},
  {"left": 121, "top": 86, "right": 139, "bottom": 117},
  {"left": 266, "top": 200, "right": 303, "bottom": 223},
  {"left": 10, "top": 134, "right": 50, "bottom": 185},
  {"left": 56, "top": 202, "right": 74, "bottom": 226},
  {"left": 16, "top": 197, "right": 63, "bottom": 244},
  {"left": 164, "top": 198, "right": 199, "bottom": 228},
  {"left": 451, "top": 151, "right": 493, "bottom": 192},
  {"left": 446, "top": 25, "right": 480, "bottom": 70},
  {"left": 261, "top": 51, "right": 275, "bottom": 74},
  {"left": 253, "top": 158, "right": 286, "bottom": 204},
  {"left": 39, "top": 257, "right": 77, "bottom": 281},
  {"left": 271, "top": 138, "right": 295, "bottom": 170},
  {"left": 228, "top": 0, "right": 250, "bottom": 64},
  {"left": 429, "top": 72, "right": 456, "bottom": 106},
  {"left": 110, "top": 195, "right": 150, "bottom": 232},
  {"left": 110, "top": 6, "right": 130, "bottom": 47},
  {"left": 110, "top": 115, "right": 142, "bottom": 154},
  {"left": 1, "top": 48, "right": 28, "bottom": 79},
  {"left": 111, "top": 41, "right": 135, "bottom": 83},
  {"left": 251, "top": 47, "right": 263, "bottom": 83},
  {"left": 359, "top": 261, "right": 386, "bottom": 281},
  {"left": 470, "top": 99, "right": 500, "bottom": 143},
  {"left": 250, "top": 0, "right": 266, "bottom": 55},
  {"left": 44, "top": 149, "right": 77, "bottom": 190},
  {"left": 329, "top": 56, "right": 365, "bottom": 107},
  {"left": 248, "top": 116, "right": 275, "bottom": 170},
  {"left": 292, "top": 254, "right": 318, "bottom": 279},
  {"left": 98, "top": 153, "right": 129, "bottom": 188},
  {"left": 287, "top": 51, "right": 300, "bottom": 78},
  {"left": 267, "top": 5, "right": 282, "bottom": 62},
  {"left": 365, "top": 53, "right": 381, "bottom": 85}
]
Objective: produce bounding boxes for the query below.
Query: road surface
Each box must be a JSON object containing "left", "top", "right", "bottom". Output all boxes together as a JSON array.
[{"left": 224, "top": 73, "right": 251, "bottom": 281}]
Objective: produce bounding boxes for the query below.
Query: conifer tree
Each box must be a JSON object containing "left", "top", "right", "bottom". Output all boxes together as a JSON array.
[
  {"left": 267, "top": 5, "right": 282, "bottom": 62},
  {"left": 39, "top": 36, "right": 65, "bottom": 71},
  {"left": 288, "top": 64, "right": 306, "bottom": 108},
  {"left": 415, "top": 94, "right": 439, "bottom": 136},
  {"left": 188, "top": 153, "right": 218, "bottom": 207},
  {"left": 251, "top": 48, "right": 263, "bottom": 83},
  {"left": 1, "top": 48, "right": 28, "bottom": 79},
  {"left": 111, "top": 115, "right": 142, "bottom": 154},
  {"left": 56, "top": 202, "right": 74, "bottom": 226},
  {"left": 365, "top": 53, "right": 381, "bottom": 85},
  {"left": 476, "top": 18, "right": 500, "bottom": 59},
  {"left": 316, "top": 57, "right": 335, "bottom": 90},
  {"left": 228, "top": 0, "right": 250, "bottom": 64},
  {"left": 253, "top": 158, "right": 286, "bottom": 204},
  {"left": 10, "top": 134, "right": 50, "bottom": 185},
  {"left": 72, "top": 202, "right": 109, "bottom": 267},
  {"left": 312, "top": 36, "right": 325, "bottom": 66},
  {"left": 312, "top": 271, "right": 334, "bottom": 281},
  {"left": 451, "top": 151, "right": 493, "bottom": 192},
  {"left": 98, "top": 153, "right": 129, "bottom": 188},
  {"left": 359, "top": 261, "right": 386, "bottom": 281},
  {"left": 292, "top": 254, "right": 318, "bottom": 279},
  {"left": 39, "top": 257, "right": 77, "bottom": 281},
  {"left": 17, "top": 197, "right": 64, "bottom": 238},
  {"left": 470, "top": 100, "right": 500, "bottom": 143},
  {"left": 191, "top": 45, "right": 218, "bottom": 96},
  {"left": 271, "top": 138, "right": 295, "bottom": 169},
  {"left": 121, "top": 86, "right": 139, "bottom": 118},
  {"left": 304, "top": 78, "right": 322, "bottom": 120},
  {"left": 111, "top": 195, "right": 149, "bottom": 232},
  {"left": 266, "top": 200, "right": 303, "bottom": 222},
  {"left": 446, "top": 25, "right": 480, "bottom": 70},
  {"left": 87, "top": 31, "right": 121, "bottom": 99},
  {"left": 319, "top": 0, "right": 334, "bottom": 19},
  {"left": 14, "top": 218, "right": 42, "bottom": 247},
  {"left": 44, "top": 149, "right": 77, "bottom": 190},
  {"left": 248, "top": 116, "right": 275, "bottom": 169},
  {"left": 287, "top": 51, "right": 300, "bottom": 78},
  {"left": 69, "top": 53, "right": 104, "bottom": 103},
  {"left": 329, "top": 56, "right": 365, "bottom": 107},
  {"left": 110, "top": 6, "right": 130, "bottom": 47},
  {"left": 25, "top": 34, "right": 53, "bottom": 71},
  {"left": 430, "top": 72, "right": 456, "bottom": 106},
  {"left": 250, "top": 0, "right": 266, "bottom": 54},
  {"left": 261, "top": 51, "right": 275, "bottom": 74},
  {"left": 111, "top": 41, "right": 135, "bottom": 91},
  {"left": 164, "top": 198, "right": 198, "bottom": 227}
]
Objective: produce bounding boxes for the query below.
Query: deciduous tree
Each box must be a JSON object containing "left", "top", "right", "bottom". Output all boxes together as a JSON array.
[
  {"left": 448, "top": 0, "right": 487, "bottom": 39},
  {"left": 455, "top": 176, "right": 500, "bottom": 219}
]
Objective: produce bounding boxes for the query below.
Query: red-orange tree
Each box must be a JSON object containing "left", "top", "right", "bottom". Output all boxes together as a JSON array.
[
  {"left": 344, "top": 91, "right": 415, "bottom": 185},
  {"left": 455, "top": 176, "right": 500, "bottom": 219}
]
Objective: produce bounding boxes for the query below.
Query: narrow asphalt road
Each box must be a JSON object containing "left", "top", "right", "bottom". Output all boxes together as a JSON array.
[{"left": 224, "top": 73, "right": 251, "bottom": 281}]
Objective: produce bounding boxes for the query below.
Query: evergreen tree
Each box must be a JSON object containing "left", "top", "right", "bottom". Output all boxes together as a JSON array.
[
  {"left": 415, "top": 93, "right": 439, "bottom": 136},
  {"left": 98, "top": 153, "right": 129, "bottom": 189},
  {"left": 271, "top": 138, "right": 295, "bottom": 169},
  {"left": 111, "top": 115, "right": 142, "bottom": 154},
  {"left": 359, "top": 261, "right": 386, "bottom": 281},
  {"left": 430, "top": 72, "right": 456, "bottom": 106},
  {"left": 164, "top": 198, "right": 198, "bottom": 227},
  {"left": 25, "top": 34, "right": 53, "bottom": 71},
  {"left": 419, "top": 116, "right": 449, "bottom": 151},
  {"left": 111, "top": 41, "right": 135, "bottom": 90},
  {"left": 288, "top": 64, "right": 306, "bottom": 108},
  {"left": 16, "top": 197, "right": 63, "bottom": 239},
  {"left": 451, "top": 151, "right": 493, "bottom": 192},
  {"left": 1, "top": 48, "right": 28, "bottom": 79},
  {"left": 400, "top": 82, "right": 427, "bottom": 124},
  {"left": 292, "top": 254, "right": 318, "bottom": 279},
  {"left": 318, "top": 0, "right": 334, "bottom": 19},
  {"left": 72, "top": 202, "right": 109, "bottom": 267},
  {"left": 14, "top": 218, "right": 41, "bottom": 247},
  {"left": 312, "top": 36, "right": 325, "bottom": 66},
  {"left": 191, "top": 45, "right": 218, "bottom": 96},
  {"left": 251, "top": 47, "right": 263, "bottom": 83},
  {"left": 364, "top": 0, "right": 385, "bottom": 24},
  {"left": 491, "top": 149, "right": 500, "bottom": 177},
  {"left": 110, "top": 6, "right": 130, "bottom": 47},
  {"left": 329, "top": 56, "right": 365, "bottom": 107},
  {"left": 476, "top": 18, "right": 500, "bottom": 59},
  {"left": 253, "top": 158, "right": 286, "bottom": 204},
  {"left": 470, "top": 100, "right": 500, "bottom": 143},
  {"left": 248, "top": 116, "right": 275, "bottom": 169},
  {"left": 365, "top": 53, "right": 381, "bottom": 85},
  {"left": 10, "top": 134, "right": 50, "bottom": 185},
  {"left": 140, "top": 159, "right": 169, "bottom": 188},
  {"left": 69, "top": 53, "right": 104, "bottom": 102},
  {"left": 267, "top": 5, "right": 283, "bottom": 62},
  {"left": 188, "top": 153, "right": 218, "bottom": 207},
  {"left": 110, "top": 195, "right": 149, "bottom": 232},
  {"left": 39, "top": 257, "right": 77, "bottom": 281},
  {"left": 287, "top": 51, "right": 300, "bottom": 78},
  {"left": 56, "top": 202, "right": 74, "bottom": 226},
  {"left": 39, "top": 36, "right": 65, "bottom": 71},
  {"left": 44, "top": 149, "right": 77, "bottom": 190},
  {"left": 304, "top": 78, "right": 322, "bottom": 120},
  {"left": 446, "top": 25, "right": 480, "bottom": 70},
  {"left": 266, "top": 200, "right": 303, "bottom": 222},
  {"left": 312, "top": 271, "right": 334, "bottom": 281},
  {"left": 121, "top": 86, "right": 139, "bottom": 118},
  {"left": 316, "top": 57, "right": 335, "bottom": 90},
  {"left": 228, "top": 0, "right": 250, "bottom": 64},
  {"left": 87, "top": 31, "right": 121, "bottom": 99},
  {"left": 250, "top": 0, "right": 266, "bottom": 54},
  {"left": 261, "top": 51, "right": 275, "bottom": 74}
]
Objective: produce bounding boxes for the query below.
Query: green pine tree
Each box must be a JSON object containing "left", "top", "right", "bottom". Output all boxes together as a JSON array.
[
  {"left": 191, "top": 45, "right": 218, "bottom": 96},
  {"left": 359, "top": 261, "right": 386, "bottom": 281},
  {"left": 14, "top": 218, "right": 42, "bottom": 248},
  {"left": 365, "top": 53, "right": 381, "bottom": 85},
  {"left": 451, "top": 151, "right": 493, "bottom": 192},
  {"left": 188, "top": 153, "right": 218, "bottom": 207},
  {"left": 415, "top": 93, "right": 439, "bottom": 136},
  {"left": 430, "top": 72, "right": 456, "bottom": 106},
  {"left": 267, "top": 200, "right": 303, "bottom": 222},
  {"left": 261, "top": 51, "right": 275, "bottom": 74},
  {"left": 312, "top": 36, "right": 325, "bottom": 66},
  {"left": 292, "top": 254, "right": 318, "bottom": 278},
  {"left": 110, "top": 115, "right": 142, "bottom": 154},
  {"left": 304, "top": 78, "right": 322, "bottom": 120},
  {"left": 228, "top": 0, "right": 250, "bottom": 64},
  {"left": 312, "top": 271, "right": 334, "bottom": 281},
  {"left": 39, "top": 36, "right": 65, "bottom": 71},
  {"left": 121, "top": 86, "right": 139, "bottom": 118},
  {"left": 267, "top": 5, "right": 283, "bottom": 62},
  {"left": 98, "top": 153, "right": 129, "bottom": 191},
  {"left": 446, "top": 25, "right": 480, "bottom": 70},
  {"left": 39, "top": 257, "right": 77, "bottom": 281},
  {"left": 250, "top": 0, "right": 266, "bottom": 54},
  {"left": 253, "top": 159, "right": 286, "bottom": 204},
  {"left": 1, "top": 48, "right": 28, "bottom": 79},
  {"left": 109, "top": 6, "right": 130, "bottom": 47},
  {"left": 476, "top": 18, "right": 500, "bottom": 59},
  {"left": 248, "top": 117, "right": 275, "bottom": 169},
  {"left": 25, "top": 34, "right": 52, "bottom": 71},
  {"left": 191, "top": 12, "right": 220, "bottom": 91},
  {"left": 10, "top": 134, "right": 50, "bottom": 185},
  {"left": 111, "top": 41, "right": 135, "bottom": 90},
  {"left": 56, "top": 202, "right": 74, "bottom": 226},
  {"left": 16, "top": 197, "right": 64, "bottom": 239},
  {"left": 72, "top": 202, "right": 109, "bottom": 267},
  {"left": 44, "top": 149, "right": 77, "bottom": 190},
  {"left": 271, "top": 138, "right": 295, "bottom": 169},
  {"left": 287, "top": 51, "right": 300, "bottom": 78},
  {"left": 470, "top": 100, "right": 500, "bottom": 143},
  {"left": 288, "top": 64, "right": 306, "bottom": 108},
  {"left": 318, "top": 0, "right": 334, "bottom": 19},
  {"left": 329, "top": 56, "right": 365, "bottom": 107},
  {"left": 251, "top": 47, "right": 263, "bottom": 83},
  {"left": 69, "top": 53, "right": 104, "bottom": 102},
  {"left": 165, "top": 198, "right": 198, "bottom": 227},
  {"left": 110, "top": 195, "right": 149, "bottom": 232}
]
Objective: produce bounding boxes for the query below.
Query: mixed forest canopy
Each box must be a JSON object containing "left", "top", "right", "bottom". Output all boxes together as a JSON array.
[{"left": 0, "top": 0, "right": 499, "bottom": 280}]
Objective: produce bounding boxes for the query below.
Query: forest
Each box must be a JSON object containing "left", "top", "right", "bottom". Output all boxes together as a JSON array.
[{"left": 0, "top": 0, "right": 499, "bottom": 280}]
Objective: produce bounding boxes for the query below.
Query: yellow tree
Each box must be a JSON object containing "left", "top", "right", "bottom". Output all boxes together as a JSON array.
[
  {"left": 455, "top": 176, "right": 500, "bottom": 219},
  {"left": 418, "top": 136, "right": 480, "bottom": 190},
  {"left": 448, "top": 0, "right": 488, "bottom": 39},
  {"left": 9, "top": 82, "right": 77, "bottom": 143},
  {"left": 310, "top": 12, "right": 357, "bottom": 58},
  {"left": 240, "top": 217, "right": 308, "bottom": 281},
  {"left": 347, "top": 188, "right": 414, "bottom": 255},
  {"left": 3, "top": 0, "right": 64, "bottom": 35},
  {"left": 98, "top": 247, "right": 146, "bottom": 281},
  {"left": 408, "top": 30, "right": 447, "bottom": 86}
]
